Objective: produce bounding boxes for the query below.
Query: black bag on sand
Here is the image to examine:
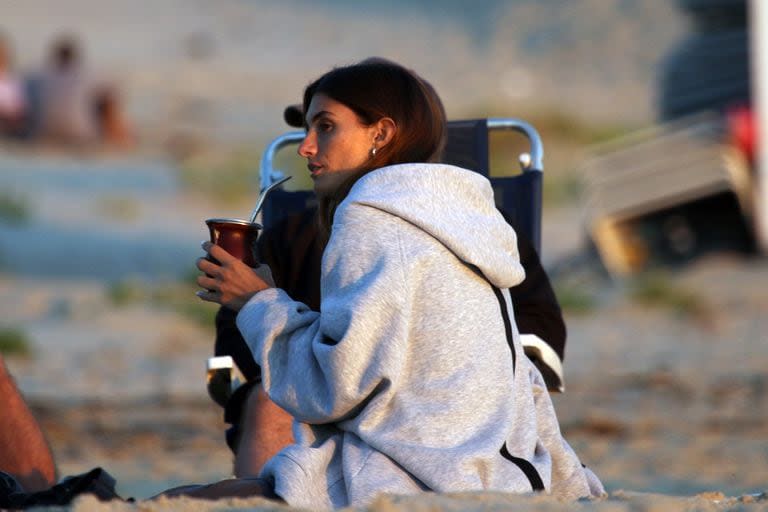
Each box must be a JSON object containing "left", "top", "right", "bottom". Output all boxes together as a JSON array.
[{"left": 0, "top": 467, "right": 130, "bottom": 509}]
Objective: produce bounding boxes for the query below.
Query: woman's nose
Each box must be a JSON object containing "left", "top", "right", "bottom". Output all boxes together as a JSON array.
[{"left": 298, "top": 132, "right": 316, "bottom": 158}]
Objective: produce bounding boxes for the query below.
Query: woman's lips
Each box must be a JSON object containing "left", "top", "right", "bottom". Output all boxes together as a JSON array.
[{"left": 308, "top": 163, "right": 322, "bottom": 177}]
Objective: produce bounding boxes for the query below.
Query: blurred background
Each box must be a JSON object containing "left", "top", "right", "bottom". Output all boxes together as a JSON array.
[{"left": 1, "top": 0, "right": 766, "bottom": 505}]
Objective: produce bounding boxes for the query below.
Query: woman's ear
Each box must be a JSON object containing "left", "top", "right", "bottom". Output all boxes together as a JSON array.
[{"left": 373, "top": 117, "right": 397, "bottom": 148}]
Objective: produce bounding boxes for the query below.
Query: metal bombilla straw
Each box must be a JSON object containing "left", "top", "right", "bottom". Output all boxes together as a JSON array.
[{"left": 248, "top": 176, "right": 292, "bottom": 223}]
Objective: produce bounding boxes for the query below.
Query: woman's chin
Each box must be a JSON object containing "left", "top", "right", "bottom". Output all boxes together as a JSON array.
[
  {"left": 313, "top": 183, "right": 329, "bottom": 198},
  {"left": 312, "top": 178, "right": 336, "bottom": 199}
]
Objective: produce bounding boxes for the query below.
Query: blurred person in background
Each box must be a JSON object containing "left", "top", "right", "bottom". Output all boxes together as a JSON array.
[
  {"left": 38, "top": 34, "right": 132, "bottom": 149},
  {"left": 38, "top": 34, "right": 98, "bottom": 145},
  {"left": 0, "top": 32, "right": 27, "bottom": 138},
  {"left": 93, "top": 83, "right": 134, "bottom": 149}
]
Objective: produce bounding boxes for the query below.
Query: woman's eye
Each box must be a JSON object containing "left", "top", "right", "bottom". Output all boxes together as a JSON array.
[{"left": 318, "top": 122, "right": 333, "bottom": 133}]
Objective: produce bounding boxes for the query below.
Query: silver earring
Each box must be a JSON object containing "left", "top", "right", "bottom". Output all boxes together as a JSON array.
[{"left": 370, "top": 146, "right": 377, "bottom": 157}]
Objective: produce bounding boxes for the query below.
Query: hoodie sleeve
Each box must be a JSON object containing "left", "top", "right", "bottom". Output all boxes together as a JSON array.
[{"left": 236, "top": 204, "right": 411, "bottom": 424}]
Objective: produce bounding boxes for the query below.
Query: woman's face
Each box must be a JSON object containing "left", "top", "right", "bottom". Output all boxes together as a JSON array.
[{"left": 298, "top": 93, "right": 378, "bottom": 198}]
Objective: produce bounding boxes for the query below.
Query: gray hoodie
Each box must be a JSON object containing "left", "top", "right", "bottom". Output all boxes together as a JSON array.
[{"left": 237, "top": 163, "right": 604, "bottom": 509}]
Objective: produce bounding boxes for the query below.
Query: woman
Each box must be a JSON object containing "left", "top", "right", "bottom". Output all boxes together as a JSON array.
[{"left": 195, "top": 58, "right": 604, "bottom": 509}]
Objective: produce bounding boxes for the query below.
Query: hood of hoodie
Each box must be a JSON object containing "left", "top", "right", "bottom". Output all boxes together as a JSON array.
[{"left": 339, "top": 163, "right": 525, "bottom": 289}]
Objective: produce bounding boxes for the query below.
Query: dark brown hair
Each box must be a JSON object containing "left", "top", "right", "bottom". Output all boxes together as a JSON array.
[
  {"left": 50, "top": 35, "right": 80, "bottom": 70},
  {"left": 302, "top": 57, "right": 447, "bottom": 235}
]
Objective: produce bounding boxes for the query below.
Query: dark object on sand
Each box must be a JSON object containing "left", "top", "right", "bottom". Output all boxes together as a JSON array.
[{"left": 0, "top": 467, "right": 129, "bottom": 508}]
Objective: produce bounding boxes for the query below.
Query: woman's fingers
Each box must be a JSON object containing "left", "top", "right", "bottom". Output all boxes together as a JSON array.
[
  {"left": 196, "top": 241, "right": 275, "bottom": 310},
  {"left": 203, "top": 241, "right": 237, "bottom": 265},
  {"left": 195, "top": 288, "right": 219, "bottom": 303},
  {"left": 196, "top": 256, "right": 219, "bottom": 276},
  {"left": 196, "top": 273, "right": 217, "bottom": 291}
]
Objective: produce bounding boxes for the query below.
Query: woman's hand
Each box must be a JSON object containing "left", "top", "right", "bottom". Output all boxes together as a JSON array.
[{"left": 196, "top": 241, "right": 275, "bottom": 311}]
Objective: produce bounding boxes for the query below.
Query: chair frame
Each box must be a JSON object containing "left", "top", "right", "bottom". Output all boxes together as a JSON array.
[{"left": 257, "top": 118, "right": 544, "bottom": 253}]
